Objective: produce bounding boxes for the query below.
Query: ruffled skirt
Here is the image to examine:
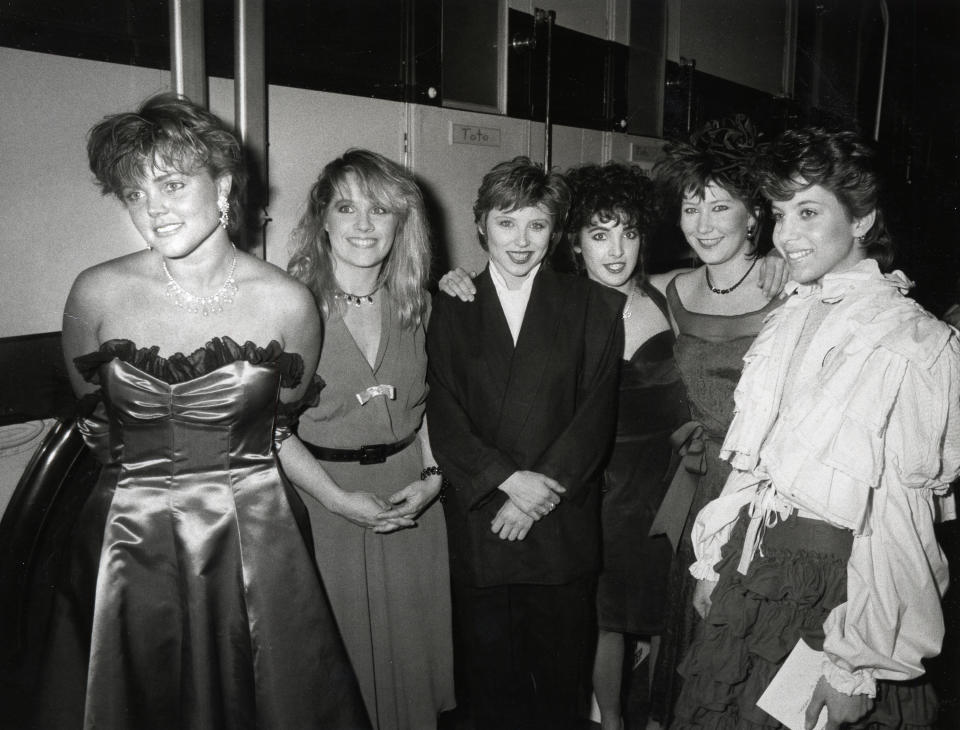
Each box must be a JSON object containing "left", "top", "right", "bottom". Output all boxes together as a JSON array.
[{"left": 672, "top": 510, "right": 938, "bottom": 729}]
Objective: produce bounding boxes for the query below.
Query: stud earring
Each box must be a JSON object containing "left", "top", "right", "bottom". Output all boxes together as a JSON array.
[{"left": 218, "top": 196, "right": 230, "bottom": 229}]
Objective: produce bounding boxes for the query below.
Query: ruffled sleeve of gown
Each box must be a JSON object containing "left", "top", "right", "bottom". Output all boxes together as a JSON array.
[
  {"left": 821, "top": 320, "right": 960, "bottom": 696},
  {"left": 275, "top": 371, "right": 324, "bottom": 448}
]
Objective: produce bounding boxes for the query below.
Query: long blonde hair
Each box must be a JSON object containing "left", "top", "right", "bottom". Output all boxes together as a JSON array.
[{"left": 288, "top": 149, "right": 431, "bottom": 328}]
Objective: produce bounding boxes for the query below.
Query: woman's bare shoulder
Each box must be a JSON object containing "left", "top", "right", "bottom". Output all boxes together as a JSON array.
[
  {"left": 239, "top": 253, "right": 314, "bottom": 305},
  {"left": 66, "top": 251, "right": 153, "bottom": 309},
  {"left": 74, "top": 250, "right": 150, "bottom": 283},
  {"left": 237, "top": 257, "right": 319, "bottom": 354},
  {"left": 648, "top": 267, "right": 694, "bottom": 295}
]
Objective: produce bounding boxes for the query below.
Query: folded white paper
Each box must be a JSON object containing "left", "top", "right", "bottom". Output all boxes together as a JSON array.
[{"left": 756, "top": 639, "right": 828, "bottom": 730}]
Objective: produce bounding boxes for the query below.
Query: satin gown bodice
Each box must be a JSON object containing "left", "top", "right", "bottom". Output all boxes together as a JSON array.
[
  {"left": 96, "top": 358, "right": 283, "bottom": 474},
  {"left": 38, "top": 337, "right": 370, "bottom": 730}
]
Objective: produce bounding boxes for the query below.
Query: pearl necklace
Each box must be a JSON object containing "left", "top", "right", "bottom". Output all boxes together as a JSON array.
[
  {"left": 705, "top": 256, "right": 758, "bottom": 295},
  {"left": 162, "top": 243, "right": 239, "bottom": 316}
]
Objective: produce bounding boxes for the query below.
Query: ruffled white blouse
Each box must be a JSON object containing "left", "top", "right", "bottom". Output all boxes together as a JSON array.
[{"left": 688, "top": 259, "right": 960, "bottom": 697}]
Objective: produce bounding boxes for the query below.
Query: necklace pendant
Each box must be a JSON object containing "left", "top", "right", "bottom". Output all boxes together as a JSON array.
[
  {"left": 621, "top": 286, "right": 636, "bottom": 319},
  {"left": 334, "top": 289, "right": 378, "bottom": 306}
]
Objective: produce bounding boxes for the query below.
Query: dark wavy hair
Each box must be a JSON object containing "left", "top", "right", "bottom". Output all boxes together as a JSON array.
[
  {"left": 563, "top": 161, "right": 658, "bottom": 285},
  {"left": 86, "top": 92, "right": 246, "bottom": 234},
  {"left": 758, "top": 127, "right": 893, "bottom": 270},
  {"left": 654, "top": 115, "right": 763, "bottom": 203},
  {"left": 653, "top": 115, "right": 767, "bottom": 255},
  {"left": 287, "top": 148, "right": 430, "bottom": 328},
  {"left": 473, "top": 156, "right": 571, "bottom": 253}
]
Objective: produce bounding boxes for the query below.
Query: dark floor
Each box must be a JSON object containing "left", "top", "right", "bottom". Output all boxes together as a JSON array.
[
  {"left": 438, "top": 650, "right": 654, "bottom": 730},
  {"left": 930, "top": 519, "right": 960, "bottom": 729},
  {"left": 439, "top": 520, "right": 960, "bottom": 730}
]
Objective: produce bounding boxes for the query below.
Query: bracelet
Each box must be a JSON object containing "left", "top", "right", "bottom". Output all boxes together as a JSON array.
[
  {"left": 420, "top": 465, "right": 443, "bottom": 480},
  {"left": 421, "top": 465, "right": 449, "bottom": 504}
]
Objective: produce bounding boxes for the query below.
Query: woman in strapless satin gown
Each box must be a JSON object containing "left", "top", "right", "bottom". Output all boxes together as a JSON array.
[{"left": 17, "top": 93, "right": 370, "bottom": 730}]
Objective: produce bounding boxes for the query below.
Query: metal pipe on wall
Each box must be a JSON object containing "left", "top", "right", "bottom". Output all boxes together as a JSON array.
[
  {"left": 234, "top": 0, "right": 268, "bottom": 258},
  {"left": 873, "top": 0, "right": 889, "bottom": 141},
  {"left": 169, "top": 0, "right": 207, "bottom": 106},
  {"left": 541, "top": 9, "right": 555, "bottom": 170},
  {"left": 513, "top": 9, "right": 557, "bottom": 169}
]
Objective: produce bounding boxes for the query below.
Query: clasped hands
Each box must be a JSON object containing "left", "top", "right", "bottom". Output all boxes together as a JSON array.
[
  {"left": 335, "top": 474, "right": 444, "bottom": 533},
  {"left": 491, "top": 470, "right": 565, "bottom": 541}
]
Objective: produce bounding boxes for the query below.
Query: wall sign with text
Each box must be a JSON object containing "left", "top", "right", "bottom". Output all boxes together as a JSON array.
[{"left": 450, "top": 123, "right": 501, "bottom": 147}]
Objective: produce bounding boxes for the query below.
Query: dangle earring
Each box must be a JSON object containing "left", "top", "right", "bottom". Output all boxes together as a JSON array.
[{"left": 218, "top": 196, "right": 230, "bottom": 229}]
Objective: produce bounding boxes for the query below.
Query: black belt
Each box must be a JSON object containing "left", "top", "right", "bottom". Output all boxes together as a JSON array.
[{"left": 302, "top": 432, "right": 416, "bottom": 465}]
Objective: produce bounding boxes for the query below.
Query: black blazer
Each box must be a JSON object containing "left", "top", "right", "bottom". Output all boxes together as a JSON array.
[{"left": 427, "top": 266, "right": 624, "bottom": 587}]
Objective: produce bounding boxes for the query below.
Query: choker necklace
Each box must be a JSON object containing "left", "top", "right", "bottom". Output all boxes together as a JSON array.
[
  {"left": 334, "top": 287, "right": 379, "bottom": 306},
  {"left": 162, "top": 243, "right": 239, "bottom": 316},
  {"left": 705, "top": 257, "right": 758, "bottom": 295}
]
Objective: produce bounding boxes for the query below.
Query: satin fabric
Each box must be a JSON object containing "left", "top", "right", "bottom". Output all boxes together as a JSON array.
[{"left": 38, "top": 346, "right": 369, "bottom": 730}]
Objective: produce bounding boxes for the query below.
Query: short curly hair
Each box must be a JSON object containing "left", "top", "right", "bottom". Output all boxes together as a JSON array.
[
  {"left": 86, "top": 92, "right": 246, "bottom": 234},
  {"left": 563, "top": 162, "right": 658, "bottom": 282},
  {"left": 758, "top": 127, "right": 894, "bottom": 270}
]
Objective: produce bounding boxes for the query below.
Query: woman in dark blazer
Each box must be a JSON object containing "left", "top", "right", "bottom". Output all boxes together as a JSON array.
[{"left": 426, "top": 156, "right": 624, "bottom": 729}]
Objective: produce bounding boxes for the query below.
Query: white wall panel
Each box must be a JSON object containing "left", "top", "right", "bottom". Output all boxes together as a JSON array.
[
  {"left": 410, "top": 105, "right": 533, "bottom": 274},
  {"left": 0, "top": 49, "right": 168, "bottom": 337},
  {"left": 263, "top": 87, "right": 405, "bottom": 270}
]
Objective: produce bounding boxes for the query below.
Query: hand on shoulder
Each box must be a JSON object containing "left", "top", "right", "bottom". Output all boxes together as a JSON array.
[{"left": 438, "top": 266, "right": 477, "bottom": 302}]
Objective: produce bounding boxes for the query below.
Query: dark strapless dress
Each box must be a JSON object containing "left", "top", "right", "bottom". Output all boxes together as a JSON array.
[
  {"left": 11, "top": 338, "right": 369, "bottom": 730},
  {"left": 597, "top": 285, "right": 689, "bottom": 636}
]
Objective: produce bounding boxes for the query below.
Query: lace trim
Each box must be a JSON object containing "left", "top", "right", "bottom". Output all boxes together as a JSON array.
[{"left": 74, "top": 336, "right": 305, "bottom": 388}]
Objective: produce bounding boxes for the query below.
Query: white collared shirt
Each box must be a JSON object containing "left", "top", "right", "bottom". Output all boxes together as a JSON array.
[{"left": 488, "top": 260, "right": 541, "bottom": 345}]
